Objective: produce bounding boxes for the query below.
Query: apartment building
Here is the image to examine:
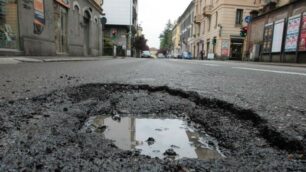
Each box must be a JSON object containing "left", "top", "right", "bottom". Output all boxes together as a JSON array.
[
  {"left": 0, "top": 0, "right": 103, "bottom": 56},
  {"left": 171, "top": 22, "right": 181, "bottom": 57},
  {"left": 192, "top": 0, "right": 205, "bottom": 59},
  {"left": 103, "top": 0, "right": 138, "bottom": 56},
  {"left": 248, "top": 0, "right": 306, "bottom": 63},
  {"left": 177, "top": 1, "right": 195, "bottom": 57},
  {"left": 194, "top": 0, "right": 258, "bottom": 60}
]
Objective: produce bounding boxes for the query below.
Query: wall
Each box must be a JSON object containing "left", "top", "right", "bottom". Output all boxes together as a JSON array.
[
  {"left": 18, "top": 0, "right": 56, "bottom": 56},
  {"left": 103, "top": 25, "right": 129, "bottom": 56},
  {"left": 14, "top": 0, "right": 102, "bottom": 56},
  {"left": 248, "top": 0, "right": 306, "bottom": 63}
]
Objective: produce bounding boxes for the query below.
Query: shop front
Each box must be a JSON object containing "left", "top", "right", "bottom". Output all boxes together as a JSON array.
[
  {"left": 230, "top": 37, "right": 244, "bottom": 60},
  {"left": 0, "top": 0, "right": 19, "bottom": 50}
]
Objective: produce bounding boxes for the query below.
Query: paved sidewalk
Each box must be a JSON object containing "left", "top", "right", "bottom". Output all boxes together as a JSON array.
[
  {"left": 0, "top": 56, "right": 114, "bottom": 64},
  {"left": 189, "top": 59, "right": 306, "bottom": 68},
  {"left": 0, "top": 58, "right": 21, "bottom": 64},
  {"left": 249, "top": 61, "right": 306, "bottom": 68},
  {"left": 221, "top": 60, "right": 306, "bottom": 68}
]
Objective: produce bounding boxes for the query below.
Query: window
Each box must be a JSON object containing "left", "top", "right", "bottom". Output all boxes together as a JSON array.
[
  {"left": 235, "top": 9, "right": 243, "bottom": 25},
  {"left": 207, "top": 16, "right": 211, "bottom": 32},
  {"left": 74, "top": 5, "right": 80, "bottom": 12}
]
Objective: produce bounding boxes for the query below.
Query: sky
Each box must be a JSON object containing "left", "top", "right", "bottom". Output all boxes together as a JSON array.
[{"left": 138, "top": 0, "right": 192, "bottom": 49}]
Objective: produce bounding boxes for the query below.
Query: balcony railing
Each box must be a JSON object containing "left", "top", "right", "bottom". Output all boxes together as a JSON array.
[{"left": 203, "top": 5, "right": 213, "bottom": 17}]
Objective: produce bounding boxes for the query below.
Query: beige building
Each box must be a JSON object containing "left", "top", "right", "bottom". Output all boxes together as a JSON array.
[
  {"left": 253, "top": 0, "right": 291, "bottom": 9},
  {"left": 171, "top": 22, "right": 181, "bottom": 57},
  {"left": 192, "top": 0, "right": 259, "bottom": 60},
  {"left": 192, "top": 0, "right": 205, "bottom": 59}
]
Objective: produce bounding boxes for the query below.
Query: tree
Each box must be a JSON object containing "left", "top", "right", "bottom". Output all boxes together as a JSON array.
[
  {"left": 159, "top": 20, "right": 173, "bottom": 55},
  {"left": 133, "top": 35, "right": 149, "bottom": 57}
]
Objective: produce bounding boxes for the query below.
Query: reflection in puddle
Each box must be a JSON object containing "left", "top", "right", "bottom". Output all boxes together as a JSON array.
[{"left": 81, "top": 116, "right": 223, "bottom": 160}]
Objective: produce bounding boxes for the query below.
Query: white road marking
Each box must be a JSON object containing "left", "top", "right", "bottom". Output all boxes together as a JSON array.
[
  {"left": 202, "top": 64, "right": 221, "bottom": 67},
  {"left": 233, "top": 67, "right": 306, "bottom": 76}
]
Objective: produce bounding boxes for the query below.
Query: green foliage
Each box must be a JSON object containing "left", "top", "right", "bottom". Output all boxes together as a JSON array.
[
  {"left": 159, "top": 20, "right": 173, "bottom": 52},
  {"left": 103, "top": 36, "right": 113, "bottom": 56},
  {"left": 103, "top": 36, "right": 113, "bottom": 48},
  {"left": 133, "top": 35, "right": 149, "bottom": 51}
]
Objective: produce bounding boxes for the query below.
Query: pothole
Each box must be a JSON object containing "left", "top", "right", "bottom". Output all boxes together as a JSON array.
[
  {"left": 0, "top": 83, "right": 304, "bottom": 171},
  {"left": 81, "top": 115, "right": 223, "bottom": 160}
]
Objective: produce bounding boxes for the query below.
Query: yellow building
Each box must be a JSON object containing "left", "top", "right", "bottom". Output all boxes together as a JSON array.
[
  {"left": 171, "top": 22, "right": 181, "bottom": 57},
  {"left": 192, "top": 0, "right": 205, "bottom": 58},
  {"left": 194, "top": 0, "right": 259, "bottom": 60}
]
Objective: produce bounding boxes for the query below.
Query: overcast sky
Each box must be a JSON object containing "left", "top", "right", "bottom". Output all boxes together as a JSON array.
[{"left": 138, "top": 0, "right": 192, "bottom": 49}]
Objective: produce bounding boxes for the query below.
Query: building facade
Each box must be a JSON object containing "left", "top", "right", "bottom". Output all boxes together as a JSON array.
[
  {"left": 174, "top": 0, "right": 258, "bottom": 60},
  {"left": 0, "top": 0, "right": 103, "bottom": 56},
  {"left": 192, "top": 0, "right": 205, "bottom": 59},
  {"left": 103, "top": 0, "right": 138, "bottom": 56},
  {"left": 171, "top": 22, "right": 181, "bottom": 57},
  {"left": 198, "top": 0, "right": 258, "bottom": 60},
  {"left": 177, "top": 1, "right": 194, "bottom": 57},
  {"left": 248, "top": 0, "right": 306, "bottom": 63}
]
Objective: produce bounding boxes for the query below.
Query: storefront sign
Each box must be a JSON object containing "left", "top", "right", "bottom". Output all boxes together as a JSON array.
[
  {"left": 262, "top": 23, "right": 274, "bottom": 54},
  {"left": 285, "top": 14, "right": 301, "bottom": 52},
  {"left": 34, "top": 0, "right": 45, "bottom": 26},
  {"left": 299, "top": 13, "right": 306, "bottom": 51},
  {"left": 221, "top": 40, "right": 229, "bottom": 56},
  {"left": 271, "top": 19, "right": 285, "bottom": 53},
  {"left": 55, "top": 0, "right": 70, "bottom": 8}
]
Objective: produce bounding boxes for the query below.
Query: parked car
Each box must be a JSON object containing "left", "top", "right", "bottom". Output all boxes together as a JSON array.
[
  {"left": 182, "top": 51, "right": 192, "bottom": 60},
  {"left": 157, "top": 53, "right": 165, "bottom": 58},
  {"left": 141, "top": 51, "right": 151, "bottom": 58}
]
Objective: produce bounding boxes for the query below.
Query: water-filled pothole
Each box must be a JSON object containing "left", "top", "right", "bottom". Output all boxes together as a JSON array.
[{"left": 81, "top": 115, "right": 223, "bottom": 160}]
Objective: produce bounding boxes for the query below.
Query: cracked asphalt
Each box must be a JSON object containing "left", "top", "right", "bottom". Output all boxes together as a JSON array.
[{"left": 0, "top": 58, "right": 306, "bottom": 158}]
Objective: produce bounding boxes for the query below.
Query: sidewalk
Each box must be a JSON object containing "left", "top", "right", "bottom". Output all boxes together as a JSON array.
[
  {"left": 0, "top": 56, "right": 114, "bottom": 64},
  {"left": 209, "top": 59, "right": 306, "bottom": 68},
  {"left": 247, "top": 61, "right": 306, "bottom": 68}
]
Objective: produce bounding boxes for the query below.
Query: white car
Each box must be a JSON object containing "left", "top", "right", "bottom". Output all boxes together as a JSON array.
[
  {"left": 157, "top": 53, "right": 165, "bottom": 58},
  {"left": 141, "top": 51, "right": 151, "bottom": 58}
]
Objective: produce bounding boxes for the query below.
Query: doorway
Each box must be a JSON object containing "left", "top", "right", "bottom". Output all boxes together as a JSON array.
[
  {"left": 83, "top": 11, "right": 91, "bottom": 56},
  {"left": 230, "top": 38, "right": 244, "bottom": 60},
  {"left": 54, "top": 4, "right": 68, "bottom": 54}
]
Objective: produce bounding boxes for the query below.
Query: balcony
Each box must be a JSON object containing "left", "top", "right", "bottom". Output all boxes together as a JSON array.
[
  {"left": 194, "top": 14, "right": 202, "bottom": 24},
  {"left": 203, "top": 5, "right": 213, "bottom": 17}
]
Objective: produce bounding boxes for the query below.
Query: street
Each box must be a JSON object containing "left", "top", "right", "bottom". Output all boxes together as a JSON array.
[
  {"left": 2, "top": 0, "right": 306, "bottom": 170},
  {"left": 1, "top": 58, "right": 306, "bottom": 135},
  {"left": 0, "top": 58, "right": 306, "bottom": 171}
]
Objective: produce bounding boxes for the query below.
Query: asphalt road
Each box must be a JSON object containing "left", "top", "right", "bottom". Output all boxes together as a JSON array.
[{"left": 1, "top": 58, "right": 306, "bottom": 145}]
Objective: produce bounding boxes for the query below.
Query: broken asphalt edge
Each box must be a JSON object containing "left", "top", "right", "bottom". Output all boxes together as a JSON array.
[{"left": 13, "top": 82, "right": 306, "bottom": 155}]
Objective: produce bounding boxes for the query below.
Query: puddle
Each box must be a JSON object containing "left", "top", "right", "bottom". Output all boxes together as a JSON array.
[{"left": 81, "top": 116, "right": 223, "bottom": 160}]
